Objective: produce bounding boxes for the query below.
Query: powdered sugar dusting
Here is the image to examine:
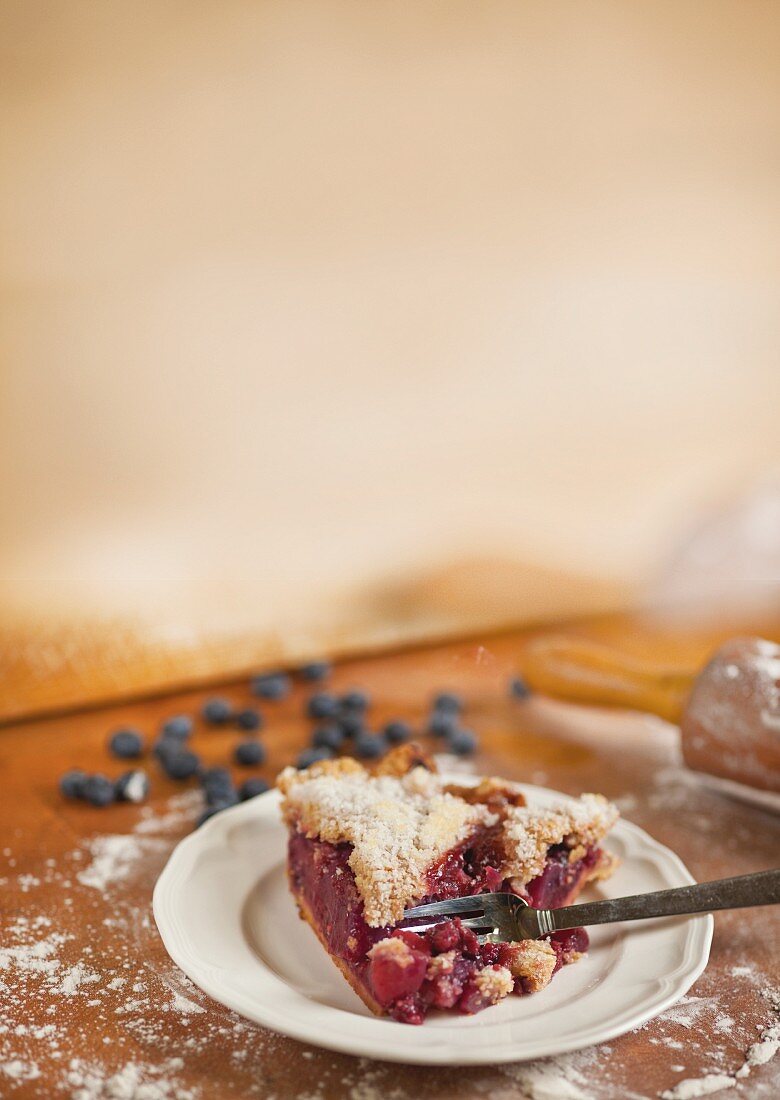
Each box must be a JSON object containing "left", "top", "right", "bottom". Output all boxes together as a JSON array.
[{"left": 279, "top": 760, "right": 499, "bottom": 925}]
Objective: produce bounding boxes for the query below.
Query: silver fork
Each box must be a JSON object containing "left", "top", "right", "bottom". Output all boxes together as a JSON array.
[{"left": 399, "top": 869, "right": 780, "bottom": 942}]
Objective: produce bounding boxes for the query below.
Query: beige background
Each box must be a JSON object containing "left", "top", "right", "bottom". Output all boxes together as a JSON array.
[{"left": 1, "top": 3, "right": 779, "bottom": 712}]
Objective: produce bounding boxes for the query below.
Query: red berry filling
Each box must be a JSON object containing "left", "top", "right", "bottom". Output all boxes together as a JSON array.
[
  {"left": 289, "top": 833, "right": 597, "bottom": 1024},
  {"left": 369, "top": 932, "right": 430, "bottom": 1006},
  {"left": 524, "top": 844, "right": 601, "bottom": 909}
]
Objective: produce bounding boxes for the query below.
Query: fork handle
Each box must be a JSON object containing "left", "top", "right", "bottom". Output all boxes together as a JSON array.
[{"left": 547, "top": 869, "right": 780, "bottom": 932}]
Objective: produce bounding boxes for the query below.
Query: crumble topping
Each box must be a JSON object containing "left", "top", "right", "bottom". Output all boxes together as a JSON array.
[
  {"left": 501, "top": 794, "right": 619, "bottom": 885},
  {"left": 425, "top": 951, "right": 457, "bottom": 980},
  {"left": 277, "top": 753, "right": 618, "bottom": 926},
  {"left": 474, "top": 965, "right": 514, "bottom": 1001},
  {"left": 500, "top": 939, "right": 557, "bottom": 992},
  {"left": 367, "top": 938, "right": 417, "bottom": 969}
]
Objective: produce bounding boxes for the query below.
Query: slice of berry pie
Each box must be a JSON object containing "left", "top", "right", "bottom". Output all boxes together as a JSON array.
[{"left": 277, "top": 744, "right": 618, "bottom": 1024}]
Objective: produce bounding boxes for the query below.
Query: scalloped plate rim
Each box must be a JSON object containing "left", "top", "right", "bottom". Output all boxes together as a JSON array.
[{"left": 153, "top": 779, "right": 713, "bottom": 1065}]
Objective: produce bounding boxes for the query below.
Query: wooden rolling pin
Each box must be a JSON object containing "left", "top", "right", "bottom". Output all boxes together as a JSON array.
[{"left": 517, "top": 635, "right": 780, "bottom": 793}]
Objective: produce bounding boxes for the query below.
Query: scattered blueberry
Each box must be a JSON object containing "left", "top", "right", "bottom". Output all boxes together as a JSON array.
[
  {"left": 201, "top": 697, "right": 233, "bottom": 725},
  {"left": 306, "top": 693, "right": 340, "bottom": 720},
  {"left": 234, "top": 740, "right": 266, "bottom": 766},
  {"left": 312, "top": 725, "right": 344, "bottom": 751},
  {"left": 250, "top": 672, "right": 291, "bottom": 700},
  {"left": 108, "top": 728, "right": 144, "bottom": 759},
  {"left": 339, "top": 713, "right": 365, "bottom": 739},
  {"left": 446, "top": 727, "right": 478, "bottom": 756},
  {"left": 160, "top": 714, "right": 193, "bottom": 740},
  {"left": 509, "top": 675, "right": 531, "bottom": 700},
  {"left": 299, "top": 660, "right": 332, "bottom": 682},
  {"left": 297, "top": 746, "right": 334, "bottom": 769},
  {"left": 204, "top": 784, "right": 239, "bottom": 809},
  {"left": 60, "top": 769, "right": 88, "bottom": 800},
  {"left": 353, "top": 732, "right": 386, "bottom": 759},
  {"left": 83, "top": 774, "right": 116, "bottom": 807},
  {"left": 383, "top": 720, "right": 411, "bottom": 744},
  {"left": 235, "top": 708, "right": 263, "bottom": 732},
  {"left": 200, "top": 766, "right": 233, "bottom": 797},
  {"left": 341, "top": 690, "right": 369, "bottom": 713},
  {"left": 427, "top": 712, "right": 458, "bottom": 738},
  {"left": 161, "top": 748, "right": 201, "bottom": 780},
  {"left": 239, "top": 777, "right": 271, "bottom": 801},
  {"left": 432, "top": 692, "right": 463, "bottom": 715},
  {"left": 115, "top": 769, "right": 150, "bottom": 803},
  {"left": 153, "top": 737, "right": 179, "bottom": 762}
]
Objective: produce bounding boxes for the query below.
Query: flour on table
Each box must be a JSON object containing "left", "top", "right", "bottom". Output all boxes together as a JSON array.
[
  {"left": 500, "top": 1046, "right": 602, "bottom": 1099},
  {"left": 76, "top": 836, "right": 144, "bottom": 892},
  {"left": 60, "top": 963, "right": 101, "bottom": 996},
  {"left": 1, "top": 1059, "right": 40, "bottom": 1082},
  {"left": 66, "top": 1057, "right": 197, "bottom": 1100},
  {"left": 660, "top": 1073, "right": 736, "bottom": 1099},
  {"left": 659, "top": 990, "right": 780, "bottom": 1098},
  {"left": 77, "top": 792, "right": 201, "bottom": 892}
]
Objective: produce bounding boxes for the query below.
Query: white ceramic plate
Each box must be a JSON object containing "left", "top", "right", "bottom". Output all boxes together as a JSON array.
[{"left": 153, "top": 781, "right": 713, "bottom": 1065}]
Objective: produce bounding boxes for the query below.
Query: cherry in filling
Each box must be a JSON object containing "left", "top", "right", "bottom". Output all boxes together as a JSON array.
[{"left": 288, "top": 832, "right": 597, "bottom": 1024}]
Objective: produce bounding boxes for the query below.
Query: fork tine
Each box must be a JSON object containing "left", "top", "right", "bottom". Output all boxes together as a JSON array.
[
  {"left": 401, "top": 894, "right": 488, "bottom": 920},
  {"left": 459, "top": 917, "right": 500, "bottom": 934},
  {"left": 394, "top": 919, "right": 454, "bottom": 934}
]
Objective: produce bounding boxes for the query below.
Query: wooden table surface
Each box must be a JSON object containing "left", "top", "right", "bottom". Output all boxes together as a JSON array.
[{"left": 1, "top": 609, "right": 779, "bottom": 1099}]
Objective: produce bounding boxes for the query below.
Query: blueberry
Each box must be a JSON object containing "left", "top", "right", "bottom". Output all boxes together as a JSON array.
[
  {"left": 239, "top": 777, "right": 270, "bottom": 801},
  {"left": 446, "top": 727, "right": 479, "bottom": 756},
  {"left": 162, "top": 748, "right": 201, "bottom": 780},
  {"left": 234, "top": 740, "right": 266, "bottom": 766},
  {"left": 250, "top": 672, "right": 291, "bottom": 700},
  {"left": 339, "top": 713, "right": 365, "bottom": 739},
  {"left": 306, "top": 693, "right": 340, "bottom": 720},
  {"left": 433, "top": 692, "right": 463, "bottom": 715},
  {"left": 383, "top": 720, "right": 411, "bottom": 744},
  {"left": 509, "top": 676, "right": 531, "bottom": 700},
  {"left": 353, "top": 732, "right": 386, "bottom": 759},
  {"left": 299, "top": 661, "right": 332, "bottom": 682},
  {"left": 108, "top": 728, "right": 144, "bottom": 759},
  {"left": 160, "top": 715, "right": 193, "bottom": 740},
  {"left": 196, "top": 801, "right": 234, "bottom": 828},
  {"left": 341, "top": 690, "right": 369, "bottom": 713},
  {"left": 201, "top": 697, "right": 233, "bottom": 725},
  {"left": 115, "top": 769, "right": 150, "bottom": 804},
  {"left": 204, "top": 784, "right": 238, "bottom": 808},
  {"left": 312, "top": 725, "right": 344, "bottom": 751},
  {"left": 296, "top": 746, "right": 334, "bottom": 769},
  {"left": 153, "top": 737, "right": 179, "bottom": 761},
  {"left": 427, "top": 712, "right": 458, "bottom": 738},
  {"left": 200, "top": 766, "right": 233, "bottom": 796},
  {"left": 83, "top": 774, "right": 115, "bottom": 807},
  {"left": 59, "top": 769, "right": 88, "bottom": 800},
  {"left": 235, "top": 708, "right": 263, "bottom": 732}
]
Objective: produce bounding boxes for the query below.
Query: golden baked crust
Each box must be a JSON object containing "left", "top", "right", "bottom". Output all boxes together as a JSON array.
[
  {"left": 501, "top": 794, "right": 619, "bottom": 887},
  {"left": 290, "top": 877, "right": 384, "bottom": 1015},
  {"left": 499, "top": 939, "right": 557, "bottom": 992},
  {"left": 474, "top": 965, "right": 514, "bottom": 1001}
]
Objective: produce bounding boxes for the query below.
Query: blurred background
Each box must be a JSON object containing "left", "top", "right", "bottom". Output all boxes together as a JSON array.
[{"left": 1, "top": 1, "right": 779, "bottom": 720}]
